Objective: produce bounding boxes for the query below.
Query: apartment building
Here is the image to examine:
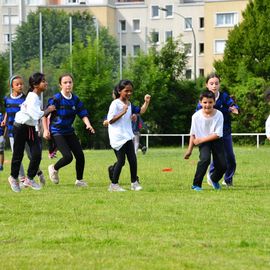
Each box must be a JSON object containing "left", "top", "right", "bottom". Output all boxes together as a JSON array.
[{"left": 0, "top": 0, "right": 248, "bottom": 78}]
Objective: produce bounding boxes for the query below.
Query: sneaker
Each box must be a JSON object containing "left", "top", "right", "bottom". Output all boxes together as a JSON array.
[
  {"left": 141, "top": 146, "right": 147, "bottom": 155},
  {"left": 48, "top": 164, "right": 59, "bottom": 184},
  {"left": 38, "top": 172, "right": 46, "bottom": 186},
  {"left": 207, "top": 173, "right": 221, "bottom": 190},
  {"left": 108, "top": 183, "right": 126, "bottom": 192},
  {"left": 192, "top": 185, "right": 203, "bottom": 191},
  {"left": 207, "top": 172, "right": 213, "bottom": 186},
  {"left": 8, "top": 176, "right": 21, "bottom": 193},
  {"left": 75, "top": 180, "right": 88, "bottom": 187},
  {"left": 212, "top": 181, "right": 221, "bottom": 190},
  {"left": 108, "top": 165, "right": 114, "bottom": 181},
  {"left": 222, "top": 180, "right": 233, "bottom": 187},
  {"left": 23, "top": 177, "right": 42, "bottom": 190},
  {"left": 18, "top": 176, "right": 27, "bottom": 189},
  {"left": 131, "top": 181, "right": 143, "bottom": 191}
]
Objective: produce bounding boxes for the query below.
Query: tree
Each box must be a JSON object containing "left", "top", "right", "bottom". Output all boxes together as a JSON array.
[
  {"left": 124, "top": 38, "right": 199, "bottom": 140},
  {"left": 11, "top": 9, "right": 119, "bottom": 72},
  {"left": 214, "top": 0, "right": 270, "bottom": 135},
  {"left": 64, "top": 37, "right": 115, "bottom": 148},
  {"left": 214, "top": 0, "right": 270, "bottom": 85},
  {"left": 0, "top": 55, "right": 9, "bottom": 108}
]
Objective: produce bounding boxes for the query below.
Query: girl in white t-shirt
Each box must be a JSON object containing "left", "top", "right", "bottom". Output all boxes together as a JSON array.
[
  {"left": 8, "top": 72, "right": 55, "bottom": 193},
  {"left": 107, "top": 80, "right": 151, "bottom": 192},
  {"left": 184, "top": 90, "right": 226, "bottom": 191}
]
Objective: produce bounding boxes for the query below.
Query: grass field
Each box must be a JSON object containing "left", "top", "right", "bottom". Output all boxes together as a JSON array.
[{"left": 0, "top": 147, "right": 269, "bottom": 270}]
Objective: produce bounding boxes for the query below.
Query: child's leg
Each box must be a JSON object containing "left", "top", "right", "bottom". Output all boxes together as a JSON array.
[
  {"left": 125, "top": 140, "right": 137, "bottom": 183},
  {"left": 9, "top": 137, "right": 26, "bottom": 178},
  {"left": 65, "top": 133, "right": 85, "bottom": 180},
  {"left": 133, "top": 133, "right": 140, "bottom": 154},
  {"left": 113, "top": 145, "right": 126, "bottom": 184},
  {"left": 211, "top": 139, "right": 227, "bottom": 183},
  {"left": 193, "top": 143, "right": 211, "bottom": 187},
  {"left": 223, "top": 134, "right": 236, "bottom": 184},
  {"left": 11, "top": 125, "right": 28, "bottom": 179},
  {"left": 53, "top": 134, "right": 73, "bottom": 171},
  {"left": 26, "top": 128, "right": 42, "bottom": 179}
]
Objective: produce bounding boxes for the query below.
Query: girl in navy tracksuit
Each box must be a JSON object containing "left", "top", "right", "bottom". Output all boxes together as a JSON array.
[
  {"left": 43, "top": 73, "right": 95, "bottom": 187},
  {"left": 197, "top": 73, "right": 239, "bottom": 186}
]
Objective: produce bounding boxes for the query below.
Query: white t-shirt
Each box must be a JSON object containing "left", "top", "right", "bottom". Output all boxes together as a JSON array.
[
  {"left": 15, "top": 92, "right": 44, "bottom": 127},
  {"left": 265, "top": 115, "right": 270, "bottom": 138},
  {"left": 108, "top": 99, "right": 134, "bottom": 150},
  {"left": 190, "top": 109, "right": 224, "bottom": 138}
]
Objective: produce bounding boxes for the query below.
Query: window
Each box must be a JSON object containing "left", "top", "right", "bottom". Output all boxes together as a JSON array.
[
  {"left": 26, "top": 0, "right": 42, "bottom": 4},
  {"left": 199, "top": 43, "right": 204, "bottom": 54},
  {"left": 133, "top": 19, "right": 140, "bottom": 32},
  {"left": 151, "top": 31, "right": 159, "bottom": 44},
  {"left": 4, "top": 34, "right": 10, "bottom": 44},
  {"left": 184, "top": 18, "right": 192, "bottom": 30},
  {"left": 199, "top": 69, "right": 204, "bottom": 77},
  {"left": 216, "top": 13, "right": 238, "bottom": 27},
  {"left": 3, "top": 0, "right": 17, "bottom": 4},
  {"left": 185, "top": 69, "right": 192, "bottom": 79},
  {"left": 165, "top": 5, "right": 173, "bottom": 17},
  {"left": 119, "top": 20, "right": 126, "bottom": 32},
  {"left": 184, "top": 43, "right": 192, "bottom": 55},
  {"left": 122, "top": 45, "right": 126, "bottom": 57},
  {"left": 215, "top": 40, "right": 226, "bottom": 54},
  {"left": 151, "top": 6, "right": 159, "bottom": 18},
  {"left": 133, "top": 45, "right": 140, "bottom": 56},
  {"left": 3, "top": 15, "right": 19, "bottom": 25},
  {"left": 199, "top": 17, "right": 204, "bottom": 29},
  {"left": 165, "top": 31, "right": 173, "bottom": 41}
]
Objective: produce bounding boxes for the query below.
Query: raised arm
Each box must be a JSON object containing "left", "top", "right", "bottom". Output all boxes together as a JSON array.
[{"left": 140, "top": 94, "right": 151, "bottom": 114}]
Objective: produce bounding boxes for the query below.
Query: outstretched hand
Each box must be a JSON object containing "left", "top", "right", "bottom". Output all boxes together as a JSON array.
[{"left": 86, "top": 125, "right": 95, "bottom": 134}]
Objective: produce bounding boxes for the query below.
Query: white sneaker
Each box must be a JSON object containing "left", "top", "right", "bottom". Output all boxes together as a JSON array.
[
  {"left": 48, "top": 164, "right": 59, "bottom": 184},
  {"left": 108, "top": 183, "right": 126, "bottom": 192},
  {"left": 131, "top": 181, "right": 143, "bottom": 191},
  {"left": 8, "top": 176, "right": 21, "bottom": 193},
  {"left": 23, "top": 177, "right": 42, "bottom": 190},
  {"left": 207, "top": 172, "right": 214, "bottom": 186},
  {"left": 38, "top": 172, "right": 46, "bottom": 186},
  {"left": 75, "top": 180, "right": 88, "bottom": 187}
]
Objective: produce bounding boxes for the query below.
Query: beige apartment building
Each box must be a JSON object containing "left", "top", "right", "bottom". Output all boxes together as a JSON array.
[{"left": 0, "top": 0, "right": 248, "bottom": 78}]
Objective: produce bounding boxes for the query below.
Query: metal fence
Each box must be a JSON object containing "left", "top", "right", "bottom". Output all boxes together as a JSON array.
[{"left": 141, "top": 133, "right": 266, "bottom": 149}]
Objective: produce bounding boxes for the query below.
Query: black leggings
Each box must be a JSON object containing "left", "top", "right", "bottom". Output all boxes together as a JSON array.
[
  {"left": 53, "top": 133, "right": 85, "bottom": 180},
  {"left": 11, "top": 124, "right": 42, "bottom": 179},
  {"left": 112, "top": 140, "right": 137, "bottom": 184}
]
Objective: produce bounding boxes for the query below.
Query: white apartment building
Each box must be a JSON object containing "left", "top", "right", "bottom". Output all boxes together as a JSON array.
[{"left": 0, "top": 0, "right": 248, "bottom": 78}]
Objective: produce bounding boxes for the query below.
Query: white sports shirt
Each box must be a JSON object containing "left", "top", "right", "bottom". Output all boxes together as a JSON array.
[
  {"left": 190, "top": 109, "right": 224, "bottom": 138},
  {"left": 108, "top": 99, "right": 134, "bottom": 150}
]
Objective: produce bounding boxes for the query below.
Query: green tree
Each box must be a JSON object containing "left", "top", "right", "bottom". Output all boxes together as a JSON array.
[
  {"left": 64, "top": 37, "right": 115, "bottom": 148},
  {"left": 215, "top": 0, "right": 270, "bottom": 84},
  {"left": 124, "top": 38, "right": 198, "bottom": 139},
  {"left": 0, "top": 55, "right": 9, "bottom": 108}
]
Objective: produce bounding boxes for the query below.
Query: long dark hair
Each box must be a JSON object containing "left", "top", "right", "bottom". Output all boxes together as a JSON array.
[{"left": 28, "top": 72, "right": 45, "bottom": 94}]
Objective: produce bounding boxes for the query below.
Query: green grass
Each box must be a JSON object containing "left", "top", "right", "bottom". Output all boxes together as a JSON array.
[{"left": 0, "top": 147, "right": 269, "bottom": 270}]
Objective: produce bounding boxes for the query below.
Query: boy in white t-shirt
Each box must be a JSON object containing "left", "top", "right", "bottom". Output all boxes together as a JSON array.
[{"left": 184, "top": 90, "right": 226, "bottom": 191}]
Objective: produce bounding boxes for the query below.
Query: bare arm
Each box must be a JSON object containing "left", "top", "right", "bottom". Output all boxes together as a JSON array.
[
  {"left": 82, "top": 116, "right": 95, "bottom": 134},
  {"left": 109, "top": 104, "right": 128, "bottom": 124},
  {"left": 184, "top": 135, "right": 195, "bottom": 159},
  {"left": 42, "top": 116, "right": 51, "bottom": 140},
  {"left": 140, "top": 94, "right": 151, "bottom": 114},
  {"left": 193, "top": 133, "right": 220, "bottom": 145},
  {"left": 1, "top": 113, "right": 7, "bottom": 127}
]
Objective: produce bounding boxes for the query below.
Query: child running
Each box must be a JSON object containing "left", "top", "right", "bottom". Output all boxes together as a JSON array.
[
  {"left": 43, "top": 73, "right": 95, "bottom": 187},
  {"left": 2, "top": 75, "right": 46, "bottom": 186},
  {"left": 107, "top": 79, "right": 151, "bottom": 192},
  {"left": 8, "top": 72, "right": 55, "bottom": 192},
  {"left": 184, "top": 90, "right": 227, "bottom": 191},
  {"left": 197, "top": 73, "right": 239, "bottom": 187}
]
